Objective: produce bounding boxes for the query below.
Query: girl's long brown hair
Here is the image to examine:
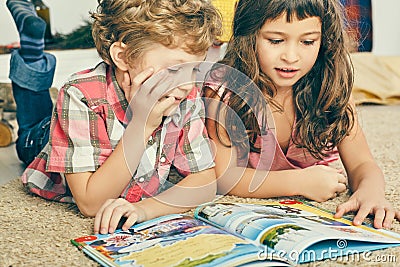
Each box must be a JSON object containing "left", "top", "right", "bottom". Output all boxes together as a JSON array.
[{"left": 211, "top": 0, "right": 354, "bottom": 160}]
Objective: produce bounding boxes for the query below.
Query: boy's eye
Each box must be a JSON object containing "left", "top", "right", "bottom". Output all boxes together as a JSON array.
[
  {"left": 167, "top": 67, "right": 181, "bottom": 73},
  {"left": 192, "top": 67, "right": 201, "bottom": 73},
  {"left": 302, "top": 40, "right": 315, "bottom": 46},
  {"left": 268, "top": 39, "right": 283, "bottom": 45}
]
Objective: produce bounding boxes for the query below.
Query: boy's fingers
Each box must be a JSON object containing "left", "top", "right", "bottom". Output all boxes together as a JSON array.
[
  {"left": 98, "top": 199, "right": 125, "bottom": 234},
  {"left": 123, "top": 212, "right": 139, "bottom": 231},
  {"left": 94, "top": 199, "right": 113, "bottom": 234},
  {"left": 140, "top": 69, "right": 169, "bottom": 95},
  {"left": 151, "top": 76, "right": 175, "bottom": 100},
  {"left": 108, "top": 207, "right": 127, "bottom": 233},
  {"left": 131, "top": 67, "right": 154, "bottom": 90},
  {"left": 155, "top": 96, "right": 176, "bottom": 113}
]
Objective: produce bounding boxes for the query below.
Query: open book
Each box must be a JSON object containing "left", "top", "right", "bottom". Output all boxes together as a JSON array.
[{"left": 71, "top": 200, "right": 400, "bottom": 266}]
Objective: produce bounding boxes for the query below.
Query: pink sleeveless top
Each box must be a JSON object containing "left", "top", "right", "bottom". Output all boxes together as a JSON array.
[
  {"left": 204, "top": 78, "right": 339, "bottom": 171},
  {"left": 242, "top": 129, "right": 339, "bottom": 171}
]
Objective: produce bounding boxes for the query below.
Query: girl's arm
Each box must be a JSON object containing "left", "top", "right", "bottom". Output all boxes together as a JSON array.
[
  {"left": 334, "top": 103, "right": 400, "bottom": 228},
  {"left": 94, "top": 168, "right": 216, "bottom": 234},
  {"left": 207, "top": 118, "right": 346, "bottom": 202},
  {"left": 204, "top": 88, "right": 346, "bottom": 202}
]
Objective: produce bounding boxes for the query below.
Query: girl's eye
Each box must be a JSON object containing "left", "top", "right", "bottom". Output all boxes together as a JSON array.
[
  {"left": 268, "top": 39, "right": 283, "bottom": 45},
  {"left": 302, "top": 40, "right": 315, "bottom": 46}
]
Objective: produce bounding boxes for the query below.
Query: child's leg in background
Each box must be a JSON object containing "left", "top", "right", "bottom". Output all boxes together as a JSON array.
[{"left": 7, "top": 0, "right": 56, "bottom": 165}]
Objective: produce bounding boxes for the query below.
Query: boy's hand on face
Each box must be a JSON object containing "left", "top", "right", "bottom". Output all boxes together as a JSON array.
[
  {"left": 334, "top": 189, "right": 400, "bottom": 229},
  {"left": 122, "top": 68, "right": 176, "bottom": 136},
  {"left": 94, "top": 198, "right": 147, "bottom": 234}
]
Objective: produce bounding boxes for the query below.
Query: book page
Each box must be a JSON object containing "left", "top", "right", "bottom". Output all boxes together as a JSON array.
[
  {"left": 73, "top": 214, "right": 289, "bottom": 266},
  {"left": 194, "top": 200, "right": 400, "bottom": 263}
]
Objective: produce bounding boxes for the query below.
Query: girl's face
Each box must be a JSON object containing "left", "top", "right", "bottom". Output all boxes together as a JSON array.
[{"left": 256, "top": 13, "right": 322, "bottom": 92}]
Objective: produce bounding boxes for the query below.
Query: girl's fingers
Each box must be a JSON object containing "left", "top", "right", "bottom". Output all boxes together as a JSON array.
[
  {"left": 382, "top": 209, "right": 395, "bottom": 229},
  {"left": 334, "top": 199, "right": 357, "bottom": 218},
  {"left": 353, "top": 205, "right": 371, "bottom": 226},
  {"left": 337, "top": 174, "right": 348, "bottom": 185},
  {"left": 336, "top": 182, "right": 347, "bottom": 193},
  {"left": 373, "top": 208, "right": 386, "bottom": 229}
]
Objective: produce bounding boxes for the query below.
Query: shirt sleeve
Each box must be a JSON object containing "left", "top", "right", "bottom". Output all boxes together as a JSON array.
[
  {"left": 46, "top": 85, "right": 113, "bottom": 173},
  {"left": 173, "top": 95, "right": 215, "bottom": 176}
]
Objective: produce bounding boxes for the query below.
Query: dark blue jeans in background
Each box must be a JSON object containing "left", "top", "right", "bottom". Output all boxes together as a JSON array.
[{"left": 9, "top": 49, "right": 56, "bottom": 165}]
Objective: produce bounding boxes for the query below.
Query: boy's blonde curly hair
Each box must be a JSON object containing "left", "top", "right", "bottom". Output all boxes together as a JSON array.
[{"left": 91, "top": 0, "right": 222, "bottom": 67}]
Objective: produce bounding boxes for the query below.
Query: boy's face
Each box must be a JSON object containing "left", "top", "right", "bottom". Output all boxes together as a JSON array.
[{"left": 127, "top": 44, "right": 206, "bottom": 116}]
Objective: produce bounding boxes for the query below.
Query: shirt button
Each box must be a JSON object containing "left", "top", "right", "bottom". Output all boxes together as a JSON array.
[
  {"left": 160, "top": 156, "right": 166, "bottom": 163},
  {"left": 138, "top": 177, "right": 145, "bottom": 183},
  {"left": 147, "top": 136, "right": 153, "bottom": 144}
]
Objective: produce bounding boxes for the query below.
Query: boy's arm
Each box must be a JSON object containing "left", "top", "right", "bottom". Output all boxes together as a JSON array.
[
  {"left": 64, "top": 69, "right": 176, "bottom": 217},
  {"left": 94, "top": 167, "right": 216, "bottom": 234},
  {"left": 65, "top": 131, "right": 145, "bottom": 217}
]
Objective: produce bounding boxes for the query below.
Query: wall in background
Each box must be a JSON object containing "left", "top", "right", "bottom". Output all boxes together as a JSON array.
[
  {"left": 1, "top": 0, "right": 399, "bottom": 55},
  {"left": 1, "top": 0, "right": 97, "bottom": 45},
  {"left": 371, "top": 0, "right": 400, "bottom": 55}
]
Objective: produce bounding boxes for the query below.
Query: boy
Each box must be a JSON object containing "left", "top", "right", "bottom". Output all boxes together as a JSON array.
[{"left": 7, "top": 0, "right": 222, "bottom": 234}]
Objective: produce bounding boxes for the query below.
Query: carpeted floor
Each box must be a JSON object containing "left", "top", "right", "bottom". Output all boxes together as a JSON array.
[{"left": 1, "top": 105, "right": 399, "bottom": 267}]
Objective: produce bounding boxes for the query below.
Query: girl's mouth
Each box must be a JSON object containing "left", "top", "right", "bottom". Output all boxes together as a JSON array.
[
  {"left": 276, "top": 68, "right": 298, "bottom": 72},
  {"left": 275, "top": 68, "right": 298, "bottom": 78}
]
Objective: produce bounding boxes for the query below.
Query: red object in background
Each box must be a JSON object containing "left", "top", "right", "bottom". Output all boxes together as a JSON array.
[
  {"left": 5, "top": 42, "right": 20, "bottom": 49},
  {"left": 74, "top": 235, "right": 97, "bottom": 242},
  {"left": 279, "top": 200, "right": 303, "bottom": 205}
]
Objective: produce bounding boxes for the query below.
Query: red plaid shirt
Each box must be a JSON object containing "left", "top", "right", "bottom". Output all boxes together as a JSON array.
[{"left": 21, "top": 62, "right": 215, "bottom": 203}]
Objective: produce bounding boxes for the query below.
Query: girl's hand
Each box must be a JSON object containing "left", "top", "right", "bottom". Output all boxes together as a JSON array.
[
  {"left": 94, "top": 198, "right": 147, "bottom": 234},
  {"left": 299, "top": 165, "right": 347, "bottom": 202},
  {"left": 334, "top": 189, "right": 400, "bottom": 229}
]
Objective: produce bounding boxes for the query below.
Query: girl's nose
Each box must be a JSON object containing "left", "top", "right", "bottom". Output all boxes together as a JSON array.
[{"left": 281, "top": 44, "right": 300, "bottom": 63}]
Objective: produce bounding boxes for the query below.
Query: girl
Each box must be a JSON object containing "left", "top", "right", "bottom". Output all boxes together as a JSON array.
[
  {"left": 203, "top": 0, "right": 400, "bottom": 229},
  {"left": 8, "top": 0, "right": 221, "bottom": 234}
]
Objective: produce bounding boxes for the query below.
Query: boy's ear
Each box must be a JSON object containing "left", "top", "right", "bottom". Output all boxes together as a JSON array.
[{"left": 110, "top": 42, "right": 129, "bottom": 71}]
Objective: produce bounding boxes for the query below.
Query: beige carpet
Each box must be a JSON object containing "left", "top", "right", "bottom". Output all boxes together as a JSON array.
[{"left": 1, "top": 105, "right": 400, "bottom": 267}]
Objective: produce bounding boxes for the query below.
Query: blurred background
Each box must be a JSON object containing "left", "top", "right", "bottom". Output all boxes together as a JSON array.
[
  {"left": 1, "top": 0, "right": 399, "bottom": 54},
  {"left": 1, "top": 0, "right": 97, "bottom": 47}
]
